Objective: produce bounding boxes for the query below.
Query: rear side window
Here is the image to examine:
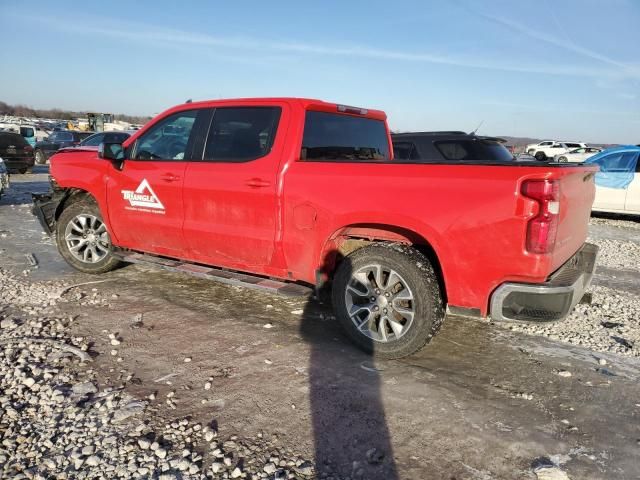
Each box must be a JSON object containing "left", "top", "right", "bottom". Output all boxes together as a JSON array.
[
  {"left": 565, "top": 143, "right": 581, "bottom": 148},
  {"left": 56, "top": 132, "right": 73, "bottom": 142},
  {"left": 203, "top": 107, "right": 281, "bottom": 162},
  {"left": 301, "top": 111, "right": 389, "bottom": 161},
  {"left": 435, "top": 140, "right": 514, "bottom": 162},
  {"left": 0, "top": 133, "right": 28, "bottom": 148},
  {"left": 393, "top": 141, "right": 419, "bottom": 160}
]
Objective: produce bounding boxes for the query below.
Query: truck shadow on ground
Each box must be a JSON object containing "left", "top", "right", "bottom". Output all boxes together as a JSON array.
[{"left": 299, "top": 253, "right": 399, "bottom": 479}]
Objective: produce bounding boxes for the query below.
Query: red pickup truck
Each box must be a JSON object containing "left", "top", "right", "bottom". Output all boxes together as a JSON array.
[{"left": 33, "top": 98, "right": 598, "bottom": 358}]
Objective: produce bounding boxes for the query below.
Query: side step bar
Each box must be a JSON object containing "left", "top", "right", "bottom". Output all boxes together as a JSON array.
[{"left": 115, "top": 251, "right": 313, "bottom": 298}]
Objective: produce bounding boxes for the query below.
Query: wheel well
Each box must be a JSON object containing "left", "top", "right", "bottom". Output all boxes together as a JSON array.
[
  {"left": 319, "top": 225, "right": 447, "bottom": 303},
  {"left": 55, "top": 189, "right": 98, "bottom": 220}
]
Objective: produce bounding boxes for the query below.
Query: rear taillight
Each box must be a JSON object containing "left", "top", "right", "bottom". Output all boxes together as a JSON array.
[{"left": 522, "top": 179, "right": 560, "bottom": 254}]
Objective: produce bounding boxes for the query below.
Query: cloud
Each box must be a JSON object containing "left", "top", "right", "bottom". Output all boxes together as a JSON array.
[
  {"left": 7, "top": 10, "right": 630, "bottom": 80},
  {"left": 462, "top": 3, "right": 640, "bottom": 80}
]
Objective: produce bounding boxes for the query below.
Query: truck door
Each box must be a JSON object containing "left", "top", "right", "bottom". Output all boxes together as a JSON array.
[
  {"left": 105, "top": 109, "right": 200, "bottom": 257},
  {"left": 624, "top": 152, "right": 640, "bottom": 213},
  {"left": 182, "top": 105, "right": 286, "bottom": 271},
  {"left": 592, "top": 151, "right": 636, "bottom": 212}
]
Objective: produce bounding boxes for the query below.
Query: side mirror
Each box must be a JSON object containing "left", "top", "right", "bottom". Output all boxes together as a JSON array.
[{"left": 98, "top": 142, "right": 125, "bottom": 169}]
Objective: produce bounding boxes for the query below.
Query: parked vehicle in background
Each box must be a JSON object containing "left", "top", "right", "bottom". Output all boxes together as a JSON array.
[
  {"left": 586, "top": 146, "right": 640, "bottom": 215},
  {"left": 554, "top": 147, "right": 602, "bottom": 163},
  {"left": 78, "top": 131, "right": 131, "bottom": 147},
  {"left": 0, "top": 124, "right": 38, "bottom": 147},
  {"left": 34, "top": 130, "right": 92, "bottom": 164},
  {"left": 0, "top": 132, "right": 35, "bottom": 173},
  {"left": 525, "top": 140, "right": 557, "bottom": 155},
  {"left": 531, "top": 141, "right": 587, "bottom": 161},
  {"left": 392, "top": 132, "right": 515, "bottom": 162},
  {"left": 0, "top": 157, "right": 9, "bottom": 197},
  {"left": 33, "top": 97, "right": 599, "bottom": 358}
]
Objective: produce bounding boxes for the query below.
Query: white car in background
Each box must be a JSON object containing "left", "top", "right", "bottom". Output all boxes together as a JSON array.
[
  {"left": 525, "top": 140, "right": 556, "bottom": 155},
  {"left": 530, "top": 141, "right": 587, "bottom": 161},
  {"left": 587, "top": 146, "right": 640, "bottom": 215},
  {"left": 554, "top": 146, "right": 602, "bottom": 163}
]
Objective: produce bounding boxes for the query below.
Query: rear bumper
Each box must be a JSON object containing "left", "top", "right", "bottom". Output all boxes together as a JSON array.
[{"left": 490, "top": 243, "right": 599, "bottom": 322}]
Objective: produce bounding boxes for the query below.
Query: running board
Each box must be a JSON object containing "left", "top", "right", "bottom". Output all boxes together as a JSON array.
[{"left": 115, "top": 251, "right": 313, "bottom": 297}]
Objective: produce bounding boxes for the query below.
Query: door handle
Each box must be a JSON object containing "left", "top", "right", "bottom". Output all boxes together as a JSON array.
[
  {"left": 245, "top": 178, "right": 271, "bottom": 188},
  {"left": 161, "top": 174, "right": 180, "bottom": 182}
]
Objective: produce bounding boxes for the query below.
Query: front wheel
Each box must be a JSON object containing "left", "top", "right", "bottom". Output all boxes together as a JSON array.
[
  {"left": 535, "top": 151, "right": 547, "bottom": 161},
  {"left": 56, "top": 200, "right": 122, "bottom": 274},
  {"left": 557, "top": 156, "right": 568, "bottom": 163},
  {"left": 331, "top": 243, "right": 444, "bottom": 359}
]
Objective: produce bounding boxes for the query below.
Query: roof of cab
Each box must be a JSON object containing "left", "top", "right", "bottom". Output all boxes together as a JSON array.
[{"left": 164, "top": 97, "right": 387, "bottom": 121}]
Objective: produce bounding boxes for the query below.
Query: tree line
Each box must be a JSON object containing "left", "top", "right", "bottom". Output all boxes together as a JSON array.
[{"left": 0, "top": 101, "right": 151, "bottom": 125}]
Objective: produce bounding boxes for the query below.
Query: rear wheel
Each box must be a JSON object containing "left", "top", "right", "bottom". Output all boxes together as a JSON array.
[
  {"left": 331, "top": 243, "right": 444, "bottom": 359},
  {"left": 35, "top": 150, "right": 46, "bottom": 165},
  {"left": 557, "top": 156, "right": 568, "bottom": 163},
  {"left": 535, "top": 151, "right": 547, "bottom": 161},
  {"left": 56, "top": 200, "right": 121, "bottom": 274}
]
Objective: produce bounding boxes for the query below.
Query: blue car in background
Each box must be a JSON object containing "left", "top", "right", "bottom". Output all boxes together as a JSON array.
[{"left": 586, "top": 145, "right": 640, "bottom": 215}]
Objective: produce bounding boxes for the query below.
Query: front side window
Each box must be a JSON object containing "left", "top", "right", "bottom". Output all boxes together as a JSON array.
[
  {"left": 134, "top": 110, "right": 197, "bottom": 160},
  {"left": 301, "top": 111, "right": 389, "bottom": 161},
  {"left": 203, "top": 107, "right": 281, "bottom": 162},
  {"left": 540, "top": 142, "right": 552, "bottom": 146}
]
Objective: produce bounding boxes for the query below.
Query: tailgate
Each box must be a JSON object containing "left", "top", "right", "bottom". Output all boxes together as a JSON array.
[{"left": 551, "top": 167, "right": 597, "bottom": 271}]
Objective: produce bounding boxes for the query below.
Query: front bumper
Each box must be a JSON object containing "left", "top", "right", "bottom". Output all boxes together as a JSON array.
[
  {"left": 490, "top": 243, "right": 599, "bottom": 322},
  {"left": 32, "top": 191, "right": 64, "bottom": 235}
]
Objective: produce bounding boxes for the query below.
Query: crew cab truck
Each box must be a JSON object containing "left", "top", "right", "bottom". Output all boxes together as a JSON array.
[{"left": 33, "top": 98, "right": 599, "bottom": 359}]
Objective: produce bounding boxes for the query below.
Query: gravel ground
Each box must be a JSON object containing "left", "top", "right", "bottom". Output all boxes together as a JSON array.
[
  {"left": 586, "top": 238, "right": 640, "bottom": 270},
  {"left": 0, "top": 268, "right": 314, "bottom": 480},
  {"left": 505, "top": 285, "right": 639, "bottom": 357},
  {"left": 589, "top": 215, "right": 640, "bottom": 230}
]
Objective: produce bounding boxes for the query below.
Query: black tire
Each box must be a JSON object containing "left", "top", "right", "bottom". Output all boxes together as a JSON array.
[
  {"left": 56, "top": 200, "right": 121, "bottom": 274},
  {"left": 18, "top": 167, "right": 28, "bottom": 174},
  {"left": 35, "top": 150, "right": 47, "bottom": 165},
  {"left": 557, "top": 156, "right": 567, "bottom": 163},
  {"left": 331, "top": 243, "right": 444, "bottom": 359},
  {"left": 535, "top": 151, "right": 547, "bottom": 161}
]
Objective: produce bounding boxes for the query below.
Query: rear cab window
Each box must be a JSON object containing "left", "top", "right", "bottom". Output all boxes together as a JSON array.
[
  {"left": 301, "top": 111, "right": 390, "bottom": 162},
  {"left": 0, "top": 133, "right": 28, "bottom": 148}
]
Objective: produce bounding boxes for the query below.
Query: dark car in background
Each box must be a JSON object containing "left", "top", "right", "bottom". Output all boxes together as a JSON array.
[
  {"left": 78, "top": 131, "right": 132, "bottom": 147},
  {"left": 392, "top": 131, "right": 515, "bottom": 162},
  {"left": 34, "top": 130, "right": 92, "bottom": 164},
  {"left": 0, "top": 132, "right": 35, "bottom": 174}
]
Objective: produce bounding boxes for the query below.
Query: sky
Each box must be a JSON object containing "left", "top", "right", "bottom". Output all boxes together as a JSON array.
[{"left": 0, "top": 0, "right": 638, "bottom": 143}]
